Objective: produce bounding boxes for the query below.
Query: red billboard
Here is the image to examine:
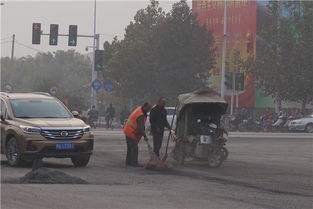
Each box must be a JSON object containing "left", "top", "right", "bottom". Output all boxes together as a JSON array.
[{"left": 193, "top": 0, "right": 257, "bottom": 108}]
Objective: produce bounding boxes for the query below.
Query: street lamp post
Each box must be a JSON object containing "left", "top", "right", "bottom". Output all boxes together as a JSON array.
[
  {"left": 91, "top": 0, "right": 98, "bottom": 109},
  {"left": 220, "top": 0, "right": 228, "bottom": 99}
]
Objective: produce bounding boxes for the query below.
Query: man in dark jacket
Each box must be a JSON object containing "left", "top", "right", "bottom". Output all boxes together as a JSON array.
[{"left": 149, "top": 97, "right": 171, "bottom": 157}]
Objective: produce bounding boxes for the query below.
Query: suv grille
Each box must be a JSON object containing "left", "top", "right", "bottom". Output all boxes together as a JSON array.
[{"left": 41, "top": 128, "right": 84, "bottom": 140}]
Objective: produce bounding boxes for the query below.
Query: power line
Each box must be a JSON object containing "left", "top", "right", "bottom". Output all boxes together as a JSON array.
[
  {"left": 15, "top": 40, "right": 45, "bottom": 53},
  {"left": 99, "top": 33, "right": 123, "bottom": 37}
]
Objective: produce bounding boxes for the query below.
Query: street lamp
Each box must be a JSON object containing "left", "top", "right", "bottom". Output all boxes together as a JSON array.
[
  {"left": 220, "top": 0, "right": 228, "bottom": 99},
  {"left": 91, "top": 0, "right": 98, "bottom": 109}
]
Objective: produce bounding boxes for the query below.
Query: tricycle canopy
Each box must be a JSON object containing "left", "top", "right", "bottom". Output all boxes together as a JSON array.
[
  {"left": 176, "top": 88, "right": 228, "bottom": 117},
  {"left": 175, "top": 88, "right": 228, "bottom": 139}
]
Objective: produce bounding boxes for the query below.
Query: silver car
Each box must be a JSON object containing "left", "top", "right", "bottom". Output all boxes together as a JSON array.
[{"left": 288, "top": 113, "right": 313, "bottom": 133}]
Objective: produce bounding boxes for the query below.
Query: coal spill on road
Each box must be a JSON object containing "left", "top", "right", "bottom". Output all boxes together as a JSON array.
[{"left": 20, "top": 167, "right": 88, "bottom": 184}]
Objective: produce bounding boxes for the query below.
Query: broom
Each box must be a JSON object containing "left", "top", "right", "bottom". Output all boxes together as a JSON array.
[{"left": 144, "top": 139, "right": 170, "bottom": 170}]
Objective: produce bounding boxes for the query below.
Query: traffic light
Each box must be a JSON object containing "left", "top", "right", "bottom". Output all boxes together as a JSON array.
[
  {"left": 49, "top": 24, "right": 59, "bottom": 46},
  {"left": 68, "top": 25, "right": 77, "bottom": 46},
  {"left": 95, "top": 50, "right": 104, "bottom": 71},
  {"left": 225, "top": 72, "right": 233, "bottom": 90},
  {"left": 32, "top": 23, "right": 41, "bottom": 44},
  {"left": 235, "top": 73, "right": 245, "bottom": 91}
]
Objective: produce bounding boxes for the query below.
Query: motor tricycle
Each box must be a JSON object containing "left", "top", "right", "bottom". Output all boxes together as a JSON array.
[{"left": 171, "top": 88, "right": 229, "bottom": 168}]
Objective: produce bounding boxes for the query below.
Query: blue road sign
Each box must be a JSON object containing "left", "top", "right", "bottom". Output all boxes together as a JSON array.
[
  {"left": 92, "top": 79, "right": 102, "bottom": 91},
  {"left": 103, "top": 81, "right": 115, "bottom": 92}
]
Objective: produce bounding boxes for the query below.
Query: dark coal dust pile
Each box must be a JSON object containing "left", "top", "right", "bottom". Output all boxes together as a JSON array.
[{"left": 19, "top": 167, "right": 88, "bottom": 184}]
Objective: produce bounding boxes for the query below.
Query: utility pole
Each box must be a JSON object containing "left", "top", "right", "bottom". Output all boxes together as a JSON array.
[
  {"left": 220, "top": 0, "right": 228, "bottom": 99},
  {"left": 11, "top": 34, "right": 15, "bottom": 61},
  {"left": 91, "top": 0, "right": 98, "bottom": 109}
]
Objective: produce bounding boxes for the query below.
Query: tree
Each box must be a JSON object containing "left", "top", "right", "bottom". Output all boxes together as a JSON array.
[
  {"left": 100, "top": 0, "right": 215, "bottom": 105},
  {"left": 1, "top": 50, "right": 92, "bottom": 110},
  {"left": 249, "top": 1, "right": 313, "bottom": 110}
]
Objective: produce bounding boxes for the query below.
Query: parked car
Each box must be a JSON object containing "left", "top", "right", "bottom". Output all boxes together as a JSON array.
[
  {"left": 146, "top": 106, "right": 177, "bottom": 132},
  {"left": 0, "top": 92, "right": 94, "bottom": 167},
  {"left": 288, "top": 113, "right": 313, "bottom": 133}
]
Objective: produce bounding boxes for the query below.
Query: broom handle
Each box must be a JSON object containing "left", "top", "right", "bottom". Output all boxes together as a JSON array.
[{"left": 164, "top": 99, "right": 178, "bottom": 156}]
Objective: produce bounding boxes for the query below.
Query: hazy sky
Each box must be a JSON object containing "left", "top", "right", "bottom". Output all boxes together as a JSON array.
[{"left": 1, "top": 0, "right": 190, "bottom": 58}]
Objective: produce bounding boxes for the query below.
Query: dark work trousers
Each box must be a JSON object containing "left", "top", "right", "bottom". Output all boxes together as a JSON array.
[
  {"left": 125, "top": 136, "right": 139, "bottom": 166},
  {"left": 152, "top": 130, "right": 164, "bottom": 157}
]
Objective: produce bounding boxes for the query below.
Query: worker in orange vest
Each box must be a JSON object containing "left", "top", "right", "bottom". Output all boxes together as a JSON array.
[{"left": 123, "top": 102, "right": 152, "bottom": 167}]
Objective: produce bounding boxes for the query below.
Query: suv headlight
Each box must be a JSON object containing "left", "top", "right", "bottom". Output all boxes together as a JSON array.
[
  {"left": 19, "top": 125, "right": 41, "bottom": 134},
  {"left": 83, "top": 125, "right": 91, "bottom": 133}
]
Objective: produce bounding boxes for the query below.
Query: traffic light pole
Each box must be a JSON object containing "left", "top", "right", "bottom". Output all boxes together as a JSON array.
[
  {"left": 41, "top": 32, "right": 100, "bottom": 109},
  {"left": 41, "top": 33, "right": 94, "bottom": 38},
  {"left": 91, "top": 34, "right": 100, "bottom": 109}
]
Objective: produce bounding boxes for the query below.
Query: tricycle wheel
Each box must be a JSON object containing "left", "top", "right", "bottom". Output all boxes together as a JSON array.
[
  {"left": 208, "top": 150, "right": 224, "bottom": 168},
  {"left": 220, "top": 147, "right": 229, "bottom": 161}
]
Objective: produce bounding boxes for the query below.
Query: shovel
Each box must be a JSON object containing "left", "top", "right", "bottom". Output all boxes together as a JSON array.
[{"left": 161, "top": 100, "right": 178, "bottom": 162}]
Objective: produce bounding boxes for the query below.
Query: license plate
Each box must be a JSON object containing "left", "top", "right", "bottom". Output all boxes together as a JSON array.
[
  {"left": 200, "top": 135, "right": 212, "bottom": 144},
  {"left": 56, "top": 143, "right": 75, "bottom": 150}
]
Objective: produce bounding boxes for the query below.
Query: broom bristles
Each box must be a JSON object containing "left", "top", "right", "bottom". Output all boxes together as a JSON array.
[{"left": 144, "top": 140, "right": 170, "bottom": 170}]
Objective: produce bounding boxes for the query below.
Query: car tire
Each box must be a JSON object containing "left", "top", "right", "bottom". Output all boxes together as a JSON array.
[
  {"left": 305, "top": 123, "right": 313, "bottom": 133},
  {"left": 6, "top": 137, "right": 22, "bottom": 167},
  {"left": 71, "top": 155, "right": 90, "bottom": 167}
]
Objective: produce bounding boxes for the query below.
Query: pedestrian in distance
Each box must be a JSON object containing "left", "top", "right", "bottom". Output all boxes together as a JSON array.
[
  {"left": 149, "top": 97, "right": 173, "bottom": 157},
  {"left": 105, "top": 103, "right": 115, "bottom": 130},
  {"left": 123, "top": 102, "right": 152, "bottom": 167}
]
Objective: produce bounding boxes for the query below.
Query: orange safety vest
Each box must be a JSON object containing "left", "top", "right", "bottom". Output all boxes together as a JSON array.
[{"left": 123, "top": 106, "right": 147, "bottom": 141}]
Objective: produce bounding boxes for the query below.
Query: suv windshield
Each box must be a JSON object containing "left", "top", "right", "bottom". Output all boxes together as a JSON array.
[{"left": 10, "top": 99, "right": 72, "bottom": 118}]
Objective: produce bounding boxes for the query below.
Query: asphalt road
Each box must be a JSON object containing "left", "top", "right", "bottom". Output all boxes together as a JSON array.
[{"left": 1, "top": 131, "right": 312, "bottom": 209}]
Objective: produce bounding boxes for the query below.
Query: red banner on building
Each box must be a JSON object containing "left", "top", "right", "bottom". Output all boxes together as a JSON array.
[{"left": 193, "top": 0, "right": 257, "bottom": 107}]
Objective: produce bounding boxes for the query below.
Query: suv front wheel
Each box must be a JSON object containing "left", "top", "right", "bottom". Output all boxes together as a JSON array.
[
  {"left": 71, "top": 155, "right": 90, "bottom": 167},
  {"left": 6, "top": 137, "right": 22, "bottom": 166}
]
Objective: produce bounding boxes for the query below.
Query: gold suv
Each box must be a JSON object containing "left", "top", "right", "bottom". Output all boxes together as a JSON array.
[{"left": 0, "top": 92, "right": 94, "bottom": 167}]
